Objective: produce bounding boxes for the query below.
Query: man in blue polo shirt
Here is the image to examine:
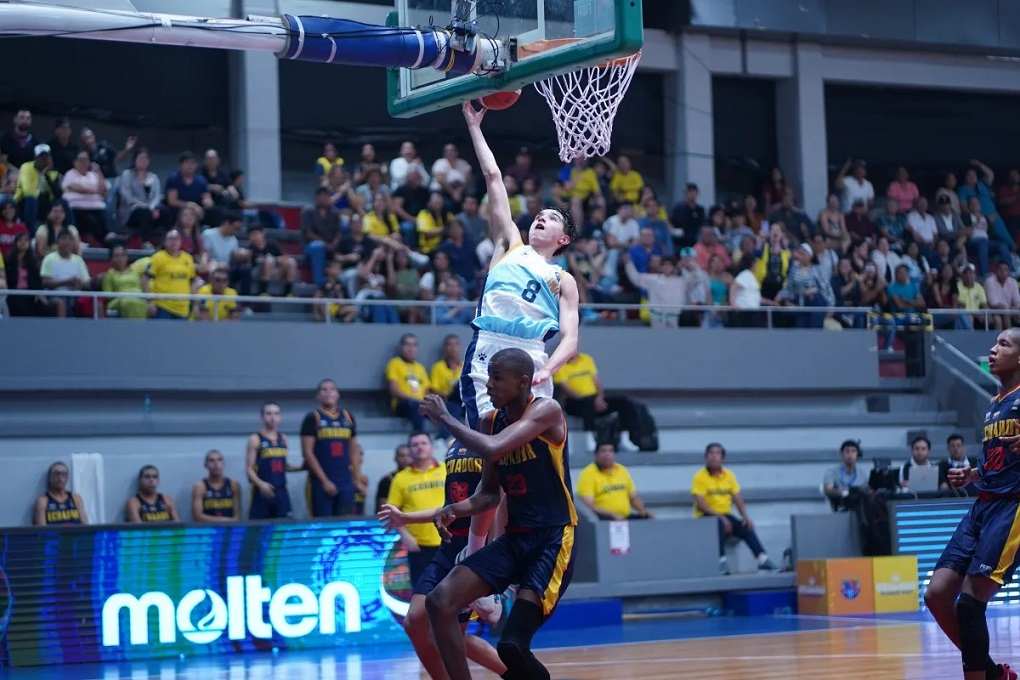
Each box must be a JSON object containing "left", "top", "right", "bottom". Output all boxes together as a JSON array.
[{"left": 164, "top": 151, "right": 213, "bottom": 225}]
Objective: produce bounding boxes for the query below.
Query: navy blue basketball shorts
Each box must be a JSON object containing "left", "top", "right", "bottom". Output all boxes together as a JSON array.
[
  {"left": 935, "top": 495, "right": 1020, "bottom": 585},
  {"left": 249, "top": 486, "right": 292, "bottom": 519},
  {"left": 460, "top": 524, "right": 575, "bottom": 617},
  {"left": 306, "top": 479, "right": 354, "bottom": 517}
]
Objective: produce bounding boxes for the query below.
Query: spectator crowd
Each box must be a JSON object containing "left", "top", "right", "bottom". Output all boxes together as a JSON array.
[{"left": 2, "top": 107, "right": 1019, "bottom": 331}]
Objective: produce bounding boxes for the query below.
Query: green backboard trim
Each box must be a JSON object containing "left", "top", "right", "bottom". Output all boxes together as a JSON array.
[{"left": 386, "top": 0, "right": 643, "bottom": 118}]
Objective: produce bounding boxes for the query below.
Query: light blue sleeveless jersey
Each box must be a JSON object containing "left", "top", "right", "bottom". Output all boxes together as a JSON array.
[{"left": 472, "top": 245, "right": 562, "bottom": 341}]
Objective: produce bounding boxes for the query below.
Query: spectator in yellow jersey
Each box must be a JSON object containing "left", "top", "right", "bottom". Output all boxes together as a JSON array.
[
  {"left": 576, "top": 443, "right": 652, "bottom": 520},
  {"left": 33, "top": 461, "right": 88, "bottom": 526},
  {"left": 609, "top": 155, "right": 644, "bottom": 205},
  {"left": 554, "top": 352, "right": 652, "bottom": 449},
  {"left": 567, "top": 157, "right": 601, "bottom": 226},
  {"left": 430, "top": 334, "right": 465, "bottom": 437},
  {"left": 15, "top": 144, "right": 61, "bottom": 231},
  {"left": 416, "top": 191, "right": 454, "bottom": 255},
  {"left": 692, "top": 443, "right": 775, "bottom": 573},
  {"left": 101, "top": 245, "right": 147, "bottom": 319},
  {"left": 386, "top": 333, "right": 431, "bottom": 431},
  {"left": 364, "top": 193, "right": 399, "bottom": 238},
  {"left": 193, "top": 267, "right": 240, "bottom": 321},
  {"left": 956, "top": 263, "right": 988, "bottom": 330},
  {"left": 315, "top": 142, "right": 344, "bottom": 180},
  {"left": 145, "top": 228, "right": 196, "bottom": 320},
  {"left": 386, "top": 431, "right": 446, "bottom": 588}
]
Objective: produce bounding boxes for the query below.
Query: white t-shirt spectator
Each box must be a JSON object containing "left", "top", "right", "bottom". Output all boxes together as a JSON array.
[
  {"left": 604, "top": 214, "right": 640, "bottom": 245},
  {"left": 907, "top": 210, "right": 938, "bottom": 245},
  {"left": 872, "top": 249, "right": 902, "bottom": 283},
  {"left": 986, "top": 275, "right": 1020, "bottom": 310},
  {"left": 40, "top": 251, "right": 89, "bottom": 289},
  {"left": 431, "top": 157, "right": 471, "bottom": 190},
  {"left": 731, "top": 269, "right": 762, "bottom": 308},
  {"left": 201, "top": 227, "right": 239, "bottom": 264},
  {"left": 840, "top": 177, "right": 875, "bottom": 213},
  {"left": 62, "top": 168, "right": 106, "bottom": 210},
  {"left": 389, "top": 157, "right": 429, "bottom": 190}
]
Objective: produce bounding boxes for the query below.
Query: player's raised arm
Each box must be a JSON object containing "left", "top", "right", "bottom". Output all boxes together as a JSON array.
[
  {"left": 463, "top": 101, "right": 522, "bottom": 262},
  {"left": 420, "top": 394, "right": 562, "bottom": 462}
]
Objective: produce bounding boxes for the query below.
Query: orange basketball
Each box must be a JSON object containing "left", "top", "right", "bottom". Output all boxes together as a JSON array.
[{"left": 480, "top": 89, "right": 521, "bottom": 111}]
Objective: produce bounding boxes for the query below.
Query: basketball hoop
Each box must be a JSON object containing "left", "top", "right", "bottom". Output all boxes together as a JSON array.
[{"left": 521, "top": 40, "right": 641, "bottom": 162}]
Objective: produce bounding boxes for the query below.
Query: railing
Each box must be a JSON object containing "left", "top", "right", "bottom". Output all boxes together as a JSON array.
[{"left": 0, "top": 288, "right": 1010, "bottom": 329}]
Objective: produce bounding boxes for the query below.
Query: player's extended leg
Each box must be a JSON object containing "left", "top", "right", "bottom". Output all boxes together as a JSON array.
[
  {"left": 958, "top": 575, "right": 1003, "bottom": 680},
  {"left": 403, "top": 594, "right": 452, "bottom": 680},
  {"left": 495, "top": 588, "right": 550, "bottom": 680},
  {"left": 425, "top": 565, "right": 494, "bottom": 680}
]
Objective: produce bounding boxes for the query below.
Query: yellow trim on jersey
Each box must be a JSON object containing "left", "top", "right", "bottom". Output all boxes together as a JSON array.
[
  {"left": 544, "top": 437, "right": 578, "bottom": 527},
  {"left": 996, "top": 383, "right": 1020, "bottom": 403},
  {"left": 992, "top": 503, "right": 1020, "bottom": 584},
  {"left": 541, "top": 525, "right": 574, "bottom": 616}
]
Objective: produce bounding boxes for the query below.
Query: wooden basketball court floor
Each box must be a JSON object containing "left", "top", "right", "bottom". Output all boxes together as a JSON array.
[{"left": 12, "top": 609, "right": 1020, "bottom": 679}]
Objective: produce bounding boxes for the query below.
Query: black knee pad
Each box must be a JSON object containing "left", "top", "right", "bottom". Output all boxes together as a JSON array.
[
  {"left": 496, "top": 638, "right": 527, "bottom": 670},
  {"left": 957, "top": 592, "right": 990, "bottom": 672}
]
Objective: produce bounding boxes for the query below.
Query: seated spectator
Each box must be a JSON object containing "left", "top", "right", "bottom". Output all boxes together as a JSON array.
[
  {"left": 753, "top": 226, "right": 790, "bottom": 301},
  {"left": 603, "top": 201, "right": 639, "bottom": 247},
  {"left": 33, "top": 202, "right": 80, "bottom": 260},
  {"left": 102, "top": 245, "right": 147, "bottom": 319},
  {"left": 386, "top": 333, "right": 430, "bottom": 431},
  {"left": 859, "top": 262, "right": 888, "bottom": 310},
  {"left": 389, "top": 141, "right": 428, "bottom": 190},
  {"left": 901, "top": 241, "right": 930, "bottom": 285},
  {"left": 352, "top": 246, "right": 399, "bottom": 323},
  {"left": 248, "top": 225, "right": 297, "bottom": 296},
  {"left": 887, "top": 264, "right": 925, "bottom": 313},
  {"left": 356, "top": 166, "right": 389, "bottom": 207},
  {"left": 936, "top": 171, "right": 962, "bottom": 215},
  {"left": 374, "top": 444, "right": 412, "bottom": 514},
  {"left": 172, "top": 203, "right": 204, "bottom": 259},
  {"left": 164, "top": 151, "right": 213, "bottom": 225},
  {"left": 928, "top": 262, "right": 958, "bottom": 312},
  {"left": 959, "top": 159, "right": 1014, "bottom": 251},
  {"left": 729, "top": 263, "right": 767, "bottom": 326},
  {"left": 692, "top": 443, "right": 775, "bottom": 573},
  {"left": 364, "top": 193, "right": 399, "bottom": 238},
  {"left": 302, "top": 187, "right": 343, "bottom": 286},
  {"left": 998, "top": 168, "right": 1020, "bottom": 236},
  {"left": 818, "top": 194, "right": 849, "bottom": 254},
  {"left": 419, "top": 250, "right": 465, "bottom": 301},
  {"left": 934, "top": 194, "right": 966, "bottom": 254},
  {"left": 876, "top": 200, "right": 906, "bottom": 248},
  {"left": 80, "top": 127, "right": 132, "bottom": 180},
  {"left": 871, "top": 236, "right": 902, "bottom": 284},
  {"left": 629, "top": 226, "right": 665, "bottom": 274},
  {"left": 393, "top": 168, "right": 430, "bottom": 240},
  {"left": 415, "top": 191, "right": 452, "bottom": 255},
  {"left": 623, "top": 250, "right": 685, "bottom": 328},
  {"left": 835, "top": 159, "right": 875, "bottom": 213},
  {"left": 4, "top": 231, "right": 45, "bottom": 316},
  {"left": 956, "top": 263, "right": 988, "bottom": 329},
  {"left": 33, "top": 461, "right": 87, "bottom": 525},
  {"left": 126, "top": 465, "right": 180, "bottom": 523},
  {"left": 705, "top": 254, "right": 732, "bottom": 323},
  {"left": 964, "top": 196, "right": 1011, "bottom": 278},
  {"left": 678, "top": 247, "right": 710, "bottom": 309},
  {"left": 899, "top": 435, "right": 934, "bottom": 490},
  {"left": 984, "top": 260, "right": 1020, "bottom": 330},
  {"left": 191, "top": 449, "right": 241, "bottom": 523},
  {"left": 670, "top": 183, "right": 705, "bottom": 248},
  {"left": 845, "top": 198, "right": 876, "bottom": 244},
  {"left": 193, "top": 267, "right": 240, "bottom": 321},
  {"left": 15, "top": 144, "right": 61, "bottom": 229},
  {"left": 430, "top": 142, "right": 472, "bottom": 192},
  {"left": 201, "top": 212, "right": 251, "bottom": 294},
  {"left": 694, "top": 225, "right": 731, "bottom": 271},
  {"left": 315, "top": 141, "right": 344, "bottom": 179},
  {"left": 823, "top": 440, "right": 869, "bottom": 511},
  {"left": 907, "top": 197, "right": 937, "bottom": 256},
  {"left": 886, "top": 166, "right": 920, "bottom": 213},
  {"left": 439, "top": 219, "right": 479, "bottom": 294},
  {"left": 609, "top": 155, "right": 644, "bottom": 205},
  {"left": 146, "top": 229, "right": 197, "bottom": 320},
  {"left": 117, "top": 148, "right": 162, "bottom": 244},
  {"left": 314, "top": 259, "right": 357, "bottom": 322},
  {"left": 576, "top": 443, "right": 652, "bottom": 520},
  {"left": 352, "top": 143, "right": 386, "bottom": 186},
  {"left": 554, "top": 351, "right": 654, "bottom": 449},
  {"left": 202, "top": 148, "right": 232, "bottom": 211},
  {"left": 812, "top": 233, "right": 839, "bottom": 283},
  {"left": 435, "top": 277, "right": 473, "bottom": 325},
  {"left": 456, "top": 194, "right": 488, "bottom": 245},
  {"left": 938, "top": 434, "right": 979, "bottom": 495},
  {"left": 40, "top": 230, "right": 88, "bottom": 318},
  {"left": 0, "top": 198, "right": 27, "bottom": 258},
  {"left": 768, "top": 188, "right": 813, "bottom": 243},
  {"left": 776, "top": 243, "right": 834, "bottom": 327},
  {"left": 638, "top": 195, "right": 674, "bottom": 256},
  {"left": 1, "top": 110, "right": 36, "bottom": 171}
]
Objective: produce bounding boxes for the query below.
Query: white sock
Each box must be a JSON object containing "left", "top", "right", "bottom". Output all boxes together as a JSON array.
[{"left": 757, "top": 553, "right": 770, "bottom": 565}]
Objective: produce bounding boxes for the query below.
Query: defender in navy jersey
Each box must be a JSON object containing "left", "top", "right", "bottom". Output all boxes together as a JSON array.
[
  {"left": 927, "top": 329, "right": 1020, "bottom": 680},
  {"left": 421, "top": 347, "right": 576, "bottom": 680},
  {"left": 378, "top": 439, "right": 505, "bottom": 679},
  {"left": 301, "top": 379, "right": 362, "bottom": 517},
  {"left": 459, "top": 102, "right": 579, "bottom": 429},
  {"left": 33, "top": 461, "right": 88, "bottom": 526},
  {"left": 191, "top": 449, "right": 240, "bottom": 522},
  {"left": 126, "top": 465, "right": 180, "bottom": 523},
  {"left": 247, "top": 401, "right": 293, "bottom": 519}
]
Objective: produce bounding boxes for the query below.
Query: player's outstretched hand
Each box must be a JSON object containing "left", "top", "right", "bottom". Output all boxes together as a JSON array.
[
  {"left": 434, "top": 504, "right": 457, "bottom": 542},
  {"left": 420, "top": 394, "right": 449, "bottom": 423},
  {"left": 946, "top": 467, "right": 978, "bottom": 488},
  {"left": 462, "top": 100, "right": 487, "bottom": 127},
  {"left": 377, "top": 503, "right": 407, "bottom": 529},
  {"left": 532, "top": 368, "right": 552, "bottom": 387}
]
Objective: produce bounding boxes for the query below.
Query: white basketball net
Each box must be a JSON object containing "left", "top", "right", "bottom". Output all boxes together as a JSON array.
[{"left": 533, "top": 52, "right": 641, "bottom": 163}]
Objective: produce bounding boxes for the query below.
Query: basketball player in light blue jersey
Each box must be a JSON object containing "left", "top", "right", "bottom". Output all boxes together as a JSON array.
[{"left": 460, "top": 101, "right": 580, "bottom": 428}]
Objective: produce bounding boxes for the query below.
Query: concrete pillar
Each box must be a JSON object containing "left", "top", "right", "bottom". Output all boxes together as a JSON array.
[
  {"left": 664, "top": 32, "right": 715, "bottom": 208},
  {"left": 775, "top": 42, "right": 828, "bottom": 218}
]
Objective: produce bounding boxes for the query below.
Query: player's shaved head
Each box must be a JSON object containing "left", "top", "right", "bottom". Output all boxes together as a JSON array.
[
  {"left": 490, "top": 348, "right": 535, "bottom": 381},
  {"left": 1007, "top": 327, "right": 1020, "bottom": 346}
]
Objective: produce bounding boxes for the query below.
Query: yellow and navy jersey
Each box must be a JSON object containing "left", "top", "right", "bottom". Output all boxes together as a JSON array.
[
  {"left": 490, "top": 399, "right": 577, "bottom": 529},
  {"left": 201, "top": 478, "right": 236, "bottom": 518},
  {"left": 444, "top": 440, "right": 484, "bottom": 535},
  {"left": 44, "top": 492, "right": 82, "bottom": 525},
  {"left": 475, "top": 245, "right": 563, "bottom": 341},
  {"left": 253, "top": 432, "right": 289, "bottom": 489},
  {"left": 137, "top": 493, "right": 172, "bottom": 523},
  {"left": 978, "top": 386, "right": 1020, "bottom": 494},
  {"left": 301, "top": 408, "right": 357, "bottom": 487}
]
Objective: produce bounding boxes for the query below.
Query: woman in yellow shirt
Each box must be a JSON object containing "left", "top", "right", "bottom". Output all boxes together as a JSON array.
[
  {"left": 315, "top": 142, "right": 344, "bottom": 179},
  {"left": 416, "top": 192, "right": 454, "bottom": 254},
  {"left": 146, "top": 229, "right": 196, "bottom": 319},
  {"left": 364, "top": 193, "right": 400, "bottom": 238},
  {"left": 609, "top": 155, "right": 645, "bottom": 205},
  {"left": 429, "top": 334, "right": 465, "bottom": 434}
]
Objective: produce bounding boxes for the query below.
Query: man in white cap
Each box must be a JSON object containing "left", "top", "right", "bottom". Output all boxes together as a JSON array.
[
  {"left": 776, "top": 242, "right": 834, "bottom": 327},
  {"left": 14, "top": 143, "right": 59, "bottom": 228}
]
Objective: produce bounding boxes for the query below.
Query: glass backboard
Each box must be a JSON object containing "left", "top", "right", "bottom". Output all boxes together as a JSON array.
[{"left": 387, "top": 0, "right": 642, "bottom": 117}]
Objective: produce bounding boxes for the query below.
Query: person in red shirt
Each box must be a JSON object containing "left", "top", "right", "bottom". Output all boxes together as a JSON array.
[{"left": 0, "top": 198, "right": 27, "bottom": 258}]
